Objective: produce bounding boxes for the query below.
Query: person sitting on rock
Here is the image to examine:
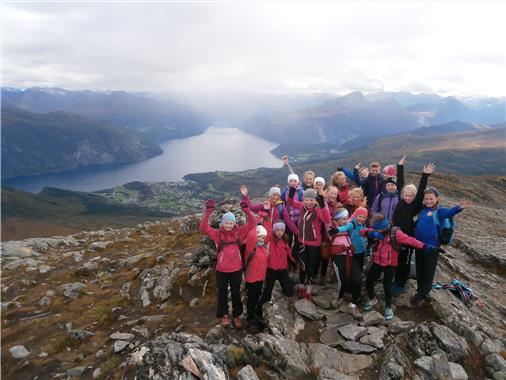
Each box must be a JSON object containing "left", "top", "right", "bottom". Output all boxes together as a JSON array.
[
  {"left": 259, "top": 220, "right": 297, "bottom": 312},
  {"left": 363, "top": 213, "right": 425, "bottom": 321},
  {"left": 244, "top": 217, "right": 272, "bottom": 330},
  {"left": 411, "top": 188, "right": 471, "bottom": 307},
  {"left": 200, "top": 199, "right": 256, "bottom": 329},
  {"left": 391, "top": 162, "right": 435, "bottom": 295},
  {"left": 287, "top": 187, "right": 331, "bottom": 301}
]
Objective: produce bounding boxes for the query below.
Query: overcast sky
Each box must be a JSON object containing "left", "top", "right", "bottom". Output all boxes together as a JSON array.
[{"left": 2, "top": 1, "right": 505, "bottom": 97}]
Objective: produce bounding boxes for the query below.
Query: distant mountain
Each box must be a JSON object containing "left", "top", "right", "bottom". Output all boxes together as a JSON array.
[
  {"left": 2, "top": 87, "right": 208, "bottom": 141},
  {"left": 410, "top": 121, "right": 494, "bottom": 136},
  {"left": 1, "top": 186, "right": 171, "bottom": 240},
  {"left": 366, "top": 91, "right": 443, "bottom": 107},
  {"left": 1, "top": 105, "right": 163, "bottom": 178},
  {"left": 240, "top": 91, "right": 421, "bottom": 144},
  {"left": 407, "top": 96, "right": 505, "bottom": 126}
]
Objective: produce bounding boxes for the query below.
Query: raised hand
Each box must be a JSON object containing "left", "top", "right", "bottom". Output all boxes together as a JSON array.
[
  {"left": 240, "top": 185, "right": 248, "bottom": 197},
  {"left": 263, "top": 200, "right": 271, "bottom": 210},
  {"left": 354, "top": 162, "right": 362, "bottom": 170},
  {"left": 398, "top": 155, "right": 407, "bottom": 166},
  {"left": 205, "top": 199, "right": 216, "bottom": 210},
  {"left": 459, "top": 198, "right": 472, "bottom": 209},
  {"left": 423, "top": 162, "right": 436, "bottom": 174},
  {"left": 240, "top": 201, "right": 249, "bottom": 210},
  {"left": 316, "top": 194, "right": 325, "bottom": 208},
  {"left": 282, "top": 155, "right": 289, "bottom": 166}
]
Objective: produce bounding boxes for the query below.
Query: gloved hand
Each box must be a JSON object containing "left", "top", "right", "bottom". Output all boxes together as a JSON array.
[
  {"left": 328, "top": 227, "right": 339, "bottom": 236},
  {"left": 205, "top": 199, "right": 216, "bottom": 210},
  {"left": 368, "top": 231, "right": 385, "bottom": 240},
  {"left": 258, "top": 211, "right": 268, "bottom": 220},
  {"left": 240, "top": 201, "right": 249, "bottom": 210},
  {"left": 359, "top": 228, "right": 372, "bottom": 237},
  {"left": 316, "top": 194, "right": 325, "bottom": 208},
  {"left": 288, "top": 187, "right": 296, "bottom": 199}
]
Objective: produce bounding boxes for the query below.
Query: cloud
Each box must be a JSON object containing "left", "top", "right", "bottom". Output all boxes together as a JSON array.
[{"left": 2, "top": 1, "right": 505, "bottom": 96}]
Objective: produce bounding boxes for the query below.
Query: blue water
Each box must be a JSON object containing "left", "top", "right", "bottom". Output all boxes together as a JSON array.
[{"left": 2, "top": 127, "right": 281, "bottom": 193}]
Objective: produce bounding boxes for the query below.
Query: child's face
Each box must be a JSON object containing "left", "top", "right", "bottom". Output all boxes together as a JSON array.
[
  {"left": 327, "top": 188, "right": 338, "bottom": 200},
  {"left": 257, "top": 235, "right": 266, "bottom": 243},
  {"left": 336, "top": 176, "right": 346, "bottom": 187},
  {"left": 423, "top": 193, "right": 438, "bottom": 208},
  {"left": 288, "top": 179, "right": 298, "bottom": 188},
  {"left": 403, "top": 190, "right": 416, "bottom": 204},
  {"left": 356, "top": 215, "right": 367, "bottom": 224},
  {"left": 350, "top": 193, "right": 363, "bottom": 205},
  {"left": 304, "top": 198, "right": 316, "bottom": 208},
  {"left": 274, "top": 228, "right": 285, "bottom": 239},
  {"left": 314, "top": 182, "right": 324, "bottom": 192},
  {"left": 270, "top": 193, "right": 281, "bottom": 203},
  {"left": 304, "top": 175, "right": 314, "bottom": 187},
  {"left": 359, "top": 167, "right": 369, "bottom": 178},
  {"left": 222, "top": 221, "right": 235, "bottom": 231},
  {"left": 386, "top": 183, "right": 397, "bottom": 193},
  {"left": 370, "top": 166, "right": 380, "bottom": 176}
]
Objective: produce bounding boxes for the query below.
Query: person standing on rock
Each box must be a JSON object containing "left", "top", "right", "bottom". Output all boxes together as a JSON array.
[
  {"left": 200, "top": 199, "right": 256, "bottom": 329},
  {"left": 411, "top": 189, "right": 471, "bottom": 307},
  {"left": 363, "top": 213, "right": 425, "bottom": 321},
  {"left": 391, "top": 162, "right": 435, "bottom": 295},
  {"left": 287, "top": 187, "right": 331, "bottom": 301}
]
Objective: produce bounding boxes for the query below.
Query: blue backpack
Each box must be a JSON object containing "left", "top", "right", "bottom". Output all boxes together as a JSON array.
[{"left": 432, "top": 209, "right": 455, "bottom": 246}]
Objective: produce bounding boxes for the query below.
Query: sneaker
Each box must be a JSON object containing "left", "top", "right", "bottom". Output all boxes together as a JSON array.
[
  {"left": 233, "top": 317, "right": 242, "bottom": 330},
  {"left": 384, "top": 307, "right": 394, "bottom": 321},
  {"left": 363, "top": 298, "right": 378, "bottom": 312},
  {"left": 347, "top": 302, "right": 361, "bottom": 319},
  {"left": 221, "top": 315, "right": 231, "bottom": 328}
]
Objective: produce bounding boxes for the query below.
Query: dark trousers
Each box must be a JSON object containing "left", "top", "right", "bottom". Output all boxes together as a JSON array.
[
  {"left": 415, "top": 247, "right": 439, "bottom": 298},
  {"left": 216, "top": 270, "right": 243, "bottom": 318},
  {"left": 331, "top": 255, "right": 349, "bottom": 298},
  {"left": 366, "top": 263, "right": 395, "bottom": 308},
  {"left": 245, "top": 281, "right": 263, "bottom": 320},
  {"left": 291, "top": 239, "right": 302, "bottom": 280},
  {"left": 260, "top": 268, "right": 294, "bottom": 306},
  {"left": 394, "top": 246, "right": 414, "bottom": 287},
  {"left": 320, "top": 256, "right": 329, "bottom": 277},
  {"left": 299, "top": 245, "right": 321, "bottom": 285},
  {"left": 350, "top": 254, "right": 365, "bottom": 304}
]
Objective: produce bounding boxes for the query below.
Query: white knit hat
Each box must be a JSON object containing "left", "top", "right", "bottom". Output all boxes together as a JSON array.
[
  {"left": 269, "top": 187, "right": 281, "bottom": 197},
  {"left": 287, "top": 173, "right": 299, "bottom": 183},
  {"left": 314, "top": 177, "right": 325, "bottom": 186},
  {"left": 256, "top": 225, "right": 268, "bottom": 237}
]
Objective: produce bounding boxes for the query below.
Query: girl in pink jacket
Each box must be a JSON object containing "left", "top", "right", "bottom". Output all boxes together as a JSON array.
[
  {"left": 200, "top": 199, "right": 255, "bottom": 329},
  {"left": 363, "top": 213, "right": 425, "bottom": 321}
]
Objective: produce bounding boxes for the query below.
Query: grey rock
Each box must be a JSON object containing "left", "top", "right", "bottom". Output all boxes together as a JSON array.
[
  {"left": 429, "top": 322, "right": 469, "bottom": 362},
  {"left": 38, "top": 296, "right": 52, "bottom": 307},
  {"left": 380, "top": 344, "right": 410, "bottom": 380},
  {"left": 92, "top": 368, "right": 102, "bottom": 379},
  {"left": 388, "top": 321, "right": 415, "bottom": 334},
  {"left": 69, "top": 329, "right": 95, "bottom": 341},
  {"left": 319, "top": 327, "right": 343, "bottom": 347},
  {"left": 120, "top": 282, "right": 131, "bottom": 300},
  {"left": 449, "top": 362, "right": 468, "bottom": 380},
  {"left": 89, "top": 241, "right": 112, "bottom": 250},
  {"left": 132, "top": 327, "right": 149, "bottom": 338},
  {"left": 95, "top": 350, "right": 104, "bottom": 358},
  {"left": 119, "top": 254, "right": 145, "bottom": 267},
  {"left": 312, "top": 294, "right": 333, "bottom": 309},
  {"left": 206, "top": 324, "right": 227, "bottom": 344},
  {"left": 263, "top": 293, "right": 297, "bottom": 340},
  {"left": 139, "top": 287, "right": 150, "bottom": 307},
  {"left": 485, "top": 353, "right": 506, "bottom": 378},
  {"left": 38, "top": 264, "right": 52, "bottom": 273},
  {"left": 294, "top": 299, "right": 323, "bottom": 320},
  {"left": 114, "top": 340, "right": 130, "bottom": 353},
  {"left": 338, "top": 341, "right": 377, "bottom": 354},
  {"left": 361, "top": 311, "right": 385, "bottom": 327},
  {"left": 318, "top": 368, "right": 355, "bottom": 380},
  {"left": 325, "top": 313, "right": 357, "bottom": 328},
  {"left": 359, "top": 334, "right": 384, "bottom": 350},
  {"left": 110, "top": 332, "right": 135, "bottom": 340},
  {"left": 208, "top": 344, "right": 235, "bottom": 367},
  {"left": 481, "top": 339, "right": 506, "bottom": 355},
  {"left": 66, "top": 366, "right": 86, "bottom": 377},
  {"left": 237, "top": 364, "right": 260, "bottom": 380},
  {"left": 9, "top": 345, "right": 30, "bottom": 359},
  {"left": 306, "top": 343, "right": 373, "bottom": 374},
  {"left": 83, "top": 261, "right": 98, "bottom": 271},
  {"left": 188, "top": 347, "right": 229, "bottom": 380},
  {"left": 59, "top": 282, "right": 85, "bottom": 299},
  {"left": 198, "top": 255, "right": 211, "bottom": 268},
  {"left": 338, "top": 324, "right": 368, "bottom": 341}
]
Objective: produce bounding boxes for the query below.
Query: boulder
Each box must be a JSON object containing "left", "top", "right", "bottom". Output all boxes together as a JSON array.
[
  {"left": 114, "top": 340, "right": 130, "bottom": 353},
  {"left": 318, "top": 368, "right": 356, "bottom": 380},
  {"left": 326, "top": 313, "right": 356, "bottom": 328},
  {"left": 361, "top": 311, "right": 385, "bottom": 327},
  {"left": 237, "top": 365, "right": 260, "bottom": 380},
  {"left": 306, "top": 343, "right": 373, "bottom": 374},
  {"left": 388, "top": 321, "right": 415, "bottom": 335},
  {"left": 338, "top": 341, "right": 376, "bottom": 354},
  {"left": 485, "top": 353, "right": 506, "bottom": 380},
  {"left": 294, "top": 299, "right": 323, "bottom": 320},
  {"left": 89, "top": 241, "right": 112, "bottom": 251},
  {"left": 69, "top": 329, "right": 95, "bottom": 341},
  {"left": 379, "top": 344, "right": 411, "bottom": 380},
  {"left": 59, "top": 282, "right": 85, "bottom": 299},
  {"left": 110, "top": 332, "right": 135, "bottom": 341},
  {"left": 429, "top": 322, "right": 470, "bottom": 362},
  {"left": 319, "top": 327, "right": 344, "bottom": 347},
  {"left": 337, "top": 324, "right": 368, "bottom": 341},
  {"left": 263, "top": 293, "right": 297, "bottom": 340},
  {"left": 9, "top": 345, "right": 30, "bottom": 359}
]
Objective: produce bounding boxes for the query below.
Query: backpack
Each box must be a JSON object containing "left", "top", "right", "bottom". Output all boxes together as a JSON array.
[
  {"left": 389, "top": 226, "right": 401, "bottom": 251},
  {"left": 433, "top": 280, "right": 483, "bottom": 307},
  {"left": 216, "top": 231, "right": 241, "bottom": 258},
  {"left": 377, "top": 192, "right": 400, "bottom": 211},
  {"left": 432, "top": 209, "right": 456, "bottom": 245}
]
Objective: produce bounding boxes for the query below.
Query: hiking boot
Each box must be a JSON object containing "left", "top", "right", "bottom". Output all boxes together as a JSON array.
[
  {"left": 233, "top": 317, "right": 242, "bottom": 330},
  {"left": 221, "top": 315, "right": 231, "bottom": 328},
  {"left": 347, "top": 302, "right": 361, "bottom": 319},
  {"left": 391, "top": 284, "right": 406, "bottom": 296},
  {"left": 384, "top": 307, "right": 394, "bottom": 321},
  {"left": 363, "top": 298, "right": 378, "bottom": 312}
]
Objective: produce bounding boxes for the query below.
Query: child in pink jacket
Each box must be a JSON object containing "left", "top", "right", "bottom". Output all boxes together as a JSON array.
[
  {"left": 363, "top": 213, "right": 425, "bottom": 321},
  {"left": 200, "top": 199, "right": 255, "bottom": 329}
]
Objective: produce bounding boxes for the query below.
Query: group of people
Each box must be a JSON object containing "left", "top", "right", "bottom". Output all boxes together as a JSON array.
[{"left": 200, "top": 155, "right": 471, "bottom": 329}]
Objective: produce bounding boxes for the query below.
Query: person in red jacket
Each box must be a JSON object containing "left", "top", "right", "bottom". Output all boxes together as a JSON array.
[
  {"left": 287, "top": 187, "right": 331, "bottom": 300},
  {"left": 200, "top": 199, "right": 256, "bottom": 329},
  {"left": 244, "top": 221, "right": 272, "bottom": 328},
  {"left": 259, "top": 220, "right": 297, "bottom": 307},
  {"left": 363, "top": 213, "right": 425, "bottom": 321},
  {"left": 330, "top": 171, "right": 351, "bottom": 206}
]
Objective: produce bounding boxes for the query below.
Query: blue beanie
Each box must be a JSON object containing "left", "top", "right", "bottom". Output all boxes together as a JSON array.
[
  {"left": 372, "top": 217, "right": 389, "bottom": 230},
  {"left": 220, "top": 212, "right": 236, "bottom": 225},
  {"left": 424, "top": 187, "right": 440, "bottom": 197}
]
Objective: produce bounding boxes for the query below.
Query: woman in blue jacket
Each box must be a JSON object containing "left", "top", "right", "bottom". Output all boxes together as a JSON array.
[{"left": 411, "top": 188, "right": 471, "bottom": 307}]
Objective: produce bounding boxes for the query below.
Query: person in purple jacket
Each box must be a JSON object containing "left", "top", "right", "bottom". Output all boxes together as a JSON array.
[
  {"left": 370, "top": 160, "right": 405, "bottom": 222},
  {"left": 240, "top": 185, "right": 298, "bottom": 236}
]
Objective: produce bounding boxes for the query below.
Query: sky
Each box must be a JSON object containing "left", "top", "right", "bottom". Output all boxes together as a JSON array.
[{"left": 2, "top": 1, "right": 506, "bottom": 97}]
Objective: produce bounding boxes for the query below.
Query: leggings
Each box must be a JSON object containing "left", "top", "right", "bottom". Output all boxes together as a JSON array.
[
  {"left": 394, "top": 246, "right": 414, "bottom": 287},
  {"left": 366, "top": 263, "right": 395, "bottom": 308},
  {"left": 299, "top": 245, "right": 321, "bottom": 285},
  {"left": 245, "top": 281, "right": 263, "bottom": 320},
  {"left": 415, "top": 247, "right": 439, "bottom": 299},
  {"left": 259, "top": 268, "right": 294, "bottom": 306},
  {"left": 216, "top": 270, "right": 243, "bottom": 318},
  {"left": 350, "top": 254, "right": 365, "bottom": 304},
  {"left": 331, "top": 255, "right": 348, "bottom": 299}
]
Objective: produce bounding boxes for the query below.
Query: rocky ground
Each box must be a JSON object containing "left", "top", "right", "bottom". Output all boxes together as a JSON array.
[{"left": 1, "top": 195, "right": 505, "bottom": 380}]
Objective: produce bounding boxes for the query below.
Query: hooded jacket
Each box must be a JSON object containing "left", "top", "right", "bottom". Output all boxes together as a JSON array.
[
  {"left": 288, "top": 198, "right": 331, "bottom": 246},
  {"left": 242, "top": 194, "right": 298, "bottom": 235},
  {"left": 393, "top": 172, "right": 429, "bottom": 236},
  {"left": 415, "top": 204, "right": 462, "bottom": 248},
  {"left": 373, "top": 229, "right": 424, "bottom": 266},
  {"left": 244, "top": 221, "right": 272, "bottom": 283}
]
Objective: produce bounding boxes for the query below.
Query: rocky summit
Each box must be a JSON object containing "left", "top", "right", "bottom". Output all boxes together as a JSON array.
[{"left": 1, "top": 193, "right": 505, "bottom": 380}]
